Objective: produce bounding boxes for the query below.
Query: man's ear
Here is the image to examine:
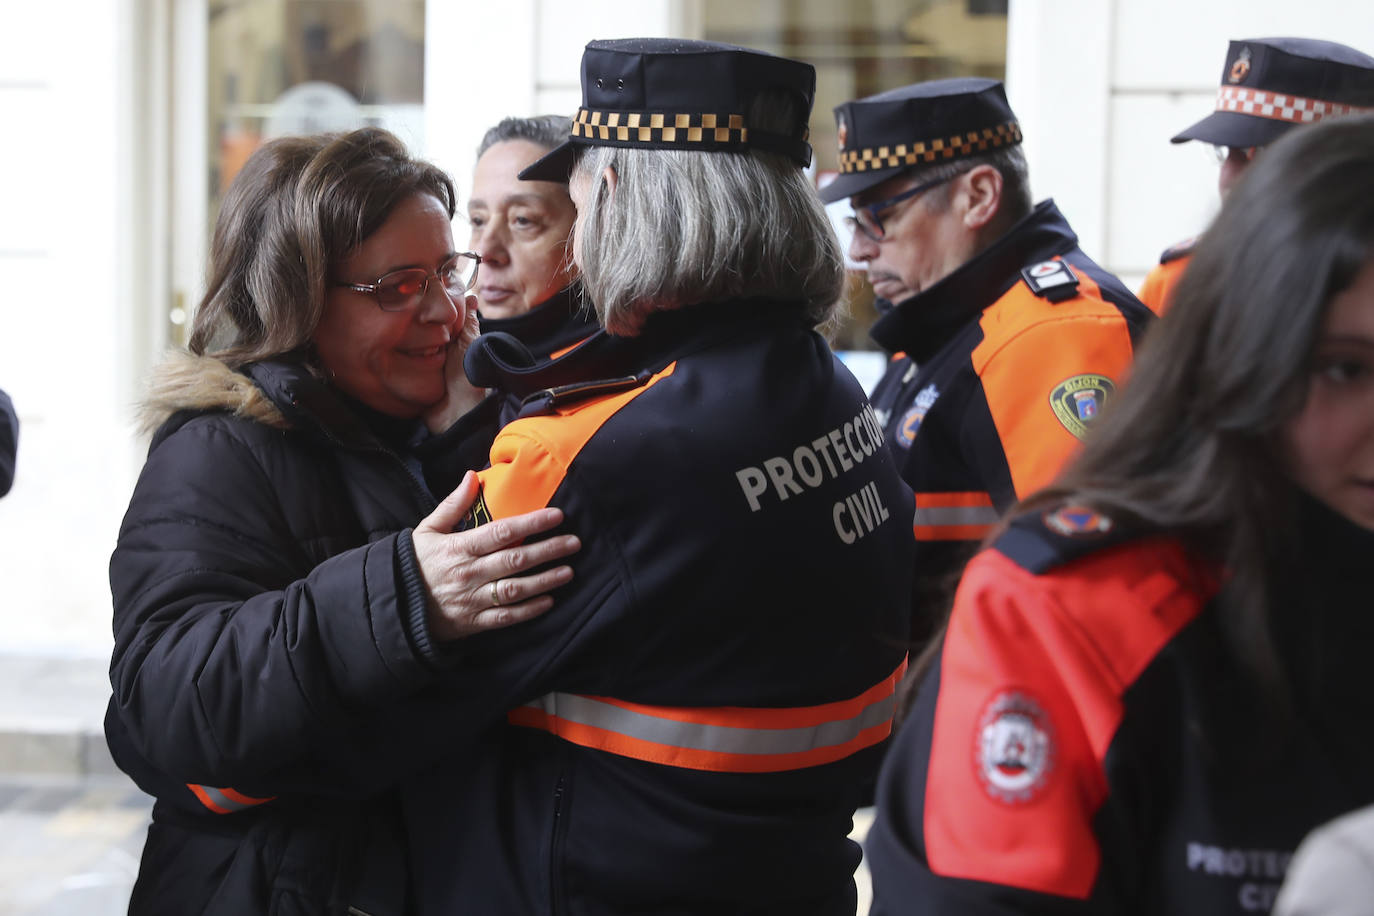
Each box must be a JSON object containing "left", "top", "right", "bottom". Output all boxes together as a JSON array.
[
  {"left": 959, "top": 164, "right": 1003, "bottom": 231},
  {"left": 603, "top": 165, "right": 618, "bottom": 201}
]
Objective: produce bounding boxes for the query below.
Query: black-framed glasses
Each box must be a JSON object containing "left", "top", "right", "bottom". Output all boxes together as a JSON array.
[
  {"left": 335, "top": 251, "right": 481, "bottom": 312},
  {"left": 845, "top": 173, "right": 958, "bottom": 243}
]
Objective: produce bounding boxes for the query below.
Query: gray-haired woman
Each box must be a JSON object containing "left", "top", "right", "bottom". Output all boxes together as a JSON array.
[{"left": 404, "top": 38, "right": 915, "bottom": 914}]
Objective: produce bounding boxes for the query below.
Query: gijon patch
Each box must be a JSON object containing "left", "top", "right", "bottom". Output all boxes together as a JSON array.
[{"left": 1049, "top": 374, "right": 1115, "bottom": 439}]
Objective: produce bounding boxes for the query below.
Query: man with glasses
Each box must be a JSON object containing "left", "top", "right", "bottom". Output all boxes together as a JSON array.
[
  {"left": 820, "top": 78, "right": 1151, "bottom": 642},
  {"left": 1140, "top": 38, "right": 1374, "bottom": 314}
]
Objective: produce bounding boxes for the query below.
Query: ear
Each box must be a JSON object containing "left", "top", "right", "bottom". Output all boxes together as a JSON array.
[
  {"left": 959, "top": 164, "right": 1004, "bottom": 231},
  {"left": 602, "top": 165, "right": 618, "bottom": 201}
]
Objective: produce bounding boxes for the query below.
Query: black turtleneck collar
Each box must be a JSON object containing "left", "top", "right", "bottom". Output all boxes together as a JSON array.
[
  {"left": 1289, "top": 490, "right": 1374, "bottom": 589},
  {"left": 869, "top": 200, "right": 1079, "bottom": 364},
  {"left": 475, "top": 282, "right": 600, "bottom": 361},
  {"left": 466, "top": 298, "right": 808, "bottom": 401}
]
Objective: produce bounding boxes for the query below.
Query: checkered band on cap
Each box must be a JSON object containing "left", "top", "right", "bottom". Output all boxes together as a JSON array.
[
  {"left": 838, "top": 120, "right": 1022, "bottom": 174},
  {"left": 1215, "top": 85, "right": 1374, "bottom": 124},
  {"left": 572, "top": 108, "right": 748, "bottom": 145}
]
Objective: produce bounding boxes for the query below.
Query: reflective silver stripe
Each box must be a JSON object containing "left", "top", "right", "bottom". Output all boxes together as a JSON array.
[
  {"left": 190, "top": 784, "right": 270, "bottom": 813},
  {"left": 516, "top": 691, "right": 896, "bottom": 756},
  {"left": 912, "top": 505, "right": 1000, "bottom": 527}
]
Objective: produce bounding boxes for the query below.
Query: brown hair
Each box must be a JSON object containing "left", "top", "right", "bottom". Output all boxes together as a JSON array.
[{"left": 188, "top": 127, "right": 456, "bottom": 366}]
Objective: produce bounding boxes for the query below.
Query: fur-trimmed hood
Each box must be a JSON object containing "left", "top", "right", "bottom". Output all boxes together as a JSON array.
[{"left": 139, "top": 350, "right": 290, "bottom": 436}]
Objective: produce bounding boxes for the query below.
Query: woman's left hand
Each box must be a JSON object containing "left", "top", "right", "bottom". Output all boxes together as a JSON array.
[
  {"left": 412, "top": 472, "right": 580, "bottom": 641},
  {"left": 424, "top": 295, "right": 486, "bottom": 433}
]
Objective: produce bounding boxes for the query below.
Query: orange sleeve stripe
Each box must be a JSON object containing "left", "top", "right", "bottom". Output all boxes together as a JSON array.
[
  {"left": 914, "top": 523, "right": 994, "bottom": 541},
  {"left": 914, "top": 491, "right": 998, "bottom": 540},
  {"left": 915, "top": 492, "right": 994, "bottom": 509},
  {"left": 480, "top": 362, "right": 677, "bottom": 518},
  {"left": 507, "top": 708, "right": 896, "bottom": 773},
  {"left": 971, "top": 270, "right": 1137, "bottom": 500}
]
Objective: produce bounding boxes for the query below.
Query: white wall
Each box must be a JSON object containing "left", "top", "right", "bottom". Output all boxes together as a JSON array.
[
  {"left": 0, "top": 0, "right": 141, "bottom": 655},
  {"left": 1008, "top": 0, "right": 1374, "bottom": 290},
  {"left": 425, "top": 0, "right": 684, "bottom": 211}
]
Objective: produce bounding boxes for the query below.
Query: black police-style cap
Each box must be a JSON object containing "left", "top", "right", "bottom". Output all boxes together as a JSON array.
[
  {"left": 818, "top": 77, "right": 1022, "bottom": 204},
  {"left": 1172, "top": 37, "right": 1374, "bottom": 147},
  {"left": 519, "top": 38, "right": 816, "bottom": 183}
]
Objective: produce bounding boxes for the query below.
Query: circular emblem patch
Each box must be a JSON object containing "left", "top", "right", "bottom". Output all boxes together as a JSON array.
[
  {"left": 975, "top": 691, "right": 1055, "bottom": 804},
  {"left": 1049, "top": 374, "right": 1116, "bottom": 439},
  {"left": 897, "top": 383, "right": 940, "bottom": 447},
  {"left": 1229, "top": 47, "right": 1252, "bottom": 84},
  {"left": 1043, "top": 505, "right": 1114, "bottom": 537}
]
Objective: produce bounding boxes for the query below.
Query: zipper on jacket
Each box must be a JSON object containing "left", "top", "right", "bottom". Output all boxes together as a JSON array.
[
  {"left": 549, "top": 769, "right": 571, "bottom": 916},
  {"left": 308, "top": 417, "right": 438, "bottom": 516}
]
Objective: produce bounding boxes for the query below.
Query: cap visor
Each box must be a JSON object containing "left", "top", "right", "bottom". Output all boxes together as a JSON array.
[
  {"left": 817, "top": 166, "right": 907, "bottom": 204},
  {"left": 518, "top": 140, "right": 578, "bottom": 183},
  {"left": 1170, "top": 110, "right": 1294, "bottom": 147}
]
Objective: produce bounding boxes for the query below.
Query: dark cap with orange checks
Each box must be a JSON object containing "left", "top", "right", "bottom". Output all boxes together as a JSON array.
[
  {"left": 519, "top": 38, "right": 816, "bottom": 183},
  {"left": 818, "top": 77, "right": 1022, "bottom": 204},
  {"left": 1171, "top": 38, "right": 1374, "bottom": 149}
]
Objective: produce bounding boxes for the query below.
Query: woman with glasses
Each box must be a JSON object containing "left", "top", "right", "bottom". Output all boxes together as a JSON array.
[
  {"left": 104, "top": 127, "right": 580, "bottom": 914},
  {"left": 867, "top": 114, "right": 1374, "bottom": 915}
]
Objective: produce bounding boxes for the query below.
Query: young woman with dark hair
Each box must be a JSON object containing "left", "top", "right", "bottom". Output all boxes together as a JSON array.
[{"left": 867, "top": 113, "right": 1374, "bottom": 915}]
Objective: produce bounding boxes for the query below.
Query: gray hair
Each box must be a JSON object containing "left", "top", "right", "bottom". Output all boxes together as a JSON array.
[
  {"left": 477, "top": 115, "right": 572, "bottom": 158},
  {"left": 570, "top": 91, "right": 845, "bottom": 336},
  {"left": 914, "top": 144, "right": 1032, "bottom": 228}
]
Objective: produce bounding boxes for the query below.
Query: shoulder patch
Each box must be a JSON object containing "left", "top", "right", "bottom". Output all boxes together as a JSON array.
[
  {"left": 993, "top": 504, "right": 1141, "bottom": 574},
  {"left": 1042, "top": 506, "right": 1113, "bottom": 537},
  {"left": 976, "top": 689, "right": 1056, "bottom": 804},
  {"left": 457, "top": 488, "right": 493, "bottom": 532},
  {"left": 1020, "top": 260, "right": 1080, "bottom": 303},
  {"left": 896, "top": 383, "right": 939, "bottom": 447},
  {"left": 1159, "top": 237, "right": 1197, "bottom": 265},
  {"left": 1049, "top": 374, "right": 1115, "bottom": 438}
]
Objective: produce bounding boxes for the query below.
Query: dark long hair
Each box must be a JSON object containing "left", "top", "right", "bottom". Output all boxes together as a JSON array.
[
  {"left": 1011, "top": 114, "right": 1374, "bottom": 694},
  {"left": 188, "top": 127, "right": 457, "bottom": 367}
]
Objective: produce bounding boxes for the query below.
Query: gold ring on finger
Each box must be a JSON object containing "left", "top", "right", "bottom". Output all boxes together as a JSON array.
[{"left": 489, "top": 580, "right": 501, "bottom": 607}]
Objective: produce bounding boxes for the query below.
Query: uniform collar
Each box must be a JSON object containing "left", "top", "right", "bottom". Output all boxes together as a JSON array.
[
  {"left": 869, "top": 200, "right": 1078, "bottom": 364},
  {"left": 475, "top": 283, "right": 599, "bottom": 360},
  {"left": 466, "top": 298, "right": 806, "bottom": 401}
]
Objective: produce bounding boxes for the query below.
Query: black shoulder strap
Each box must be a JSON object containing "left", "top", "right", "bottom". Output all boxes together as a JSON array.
[
  {"left": 517, "top": 372, "right": 654, "bottom": 417},
  {"left": 994, "top": 505, "right": 1145, "bottom": 574}
]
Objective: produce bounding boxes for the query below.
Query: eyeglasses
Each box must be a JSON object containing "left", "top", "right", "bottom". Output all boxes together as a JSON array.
[
  {"left": 1210, "top": 145, "right": 1258, "bottom": 166},
  {"left": 335, "top": 251, "right": 481, "bottom": 312},
  {"left": 845, "top": 173, "right": 958, "bottom": 243}
]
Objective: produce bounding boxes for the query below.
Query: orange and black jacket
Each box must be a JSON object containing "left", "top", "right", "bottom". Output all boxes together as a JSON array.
[
  {"left": 404, "top": 299, "right": 914, "bottom": 915},
  {"left": 867, "top": 499, "right": 1374, "bottom": 915},
  {"left": 1137, "top": 238, "right": 1196, "bottom": 316},
  {"left": 867, "top": 201, "right": 1152, "bottom": 640}
]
